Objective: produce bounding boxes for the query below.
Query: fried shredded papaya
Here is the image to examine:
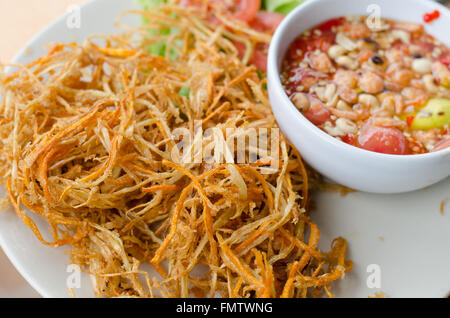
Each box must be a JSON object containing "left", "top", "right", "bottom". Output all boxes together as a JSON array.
[{"left": 0, "top": 1, "right": 351, "bottom": 298}]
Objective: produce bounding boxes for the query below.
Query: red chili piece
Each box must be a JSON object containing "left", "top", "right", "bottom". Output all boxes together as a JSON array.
[{"left": 423, "top": 10, "right": 440, "bottom": 23}]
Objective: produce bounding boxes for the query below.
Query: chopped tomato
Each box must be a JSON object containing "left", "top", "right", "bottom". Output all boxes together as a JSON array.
[
  {"left": 287, "top": 38, "right": 307, "bottom": 60},
  {"left": 438, "top": 55, "right": 450, "bottom": 67},
  {"left": 342, "top": 133, "right": 355, "bottom": 145},
  {"left": 177, "top": 0, "right": 228, "bottom": 25},
  {"left": 180, "top": 0, "right": 261, "bottom": 25},
  {"left": 432, "top": 138, "right": 450, "bottom": 152},
  {"left": 285, "top": 18, "right": 342, "bottom": 59},
  {"left": 311, "top": 33, "right": 335, "bottom": 52},
  {"left": 287, "top": 31, "right": 335, "bottom": 61},
  {"left": 233, "top": 41, "right": 268, "bottom": 71},
  {"left": 358, "top": 124, "right": 408, "bottom": 155},
  {"left": 234, "top": 0, "right": 261, "bottom": 23},
  {"left": 392, "top": 40, "right": 412, "bottom": 54},
  {"left": 233, "top": 40, "right": 247, "bottom": 57},
  {"left": 410, "top": 36, "right": 438, "bottom": 55},
  {"left": 284, "top": 68, "right": 321, "bottom": 95},
  {"left": 303, "top": 98, "right": 331, "bottom": 126},
  {"left": 250, "top": 11, "right": 284, "bottom": 33},
  {"left": 251, "top": 48, "right": 268, "bottom": 71},
  {"left": 316, "top": 17, "right": 345, "bottom": 32}
]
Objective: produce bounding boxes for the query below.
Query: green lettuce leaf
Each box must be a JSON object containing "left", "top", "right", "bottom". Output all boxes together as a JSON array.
[
  {"left": 137, "top": 0, "right": 182, "bottom": 58},
  {"left": 263, "top": 0, "right": 306, "bottom": 14},
  {"left": 136, "top": 0, "right": 167, "bottom": 10}
]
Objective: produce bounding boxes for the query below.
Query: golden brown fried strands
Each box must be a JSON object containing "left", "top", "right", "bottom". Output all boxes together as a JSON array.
[{"left": 0, "top": 4, "right": 352, "bottom": 298}]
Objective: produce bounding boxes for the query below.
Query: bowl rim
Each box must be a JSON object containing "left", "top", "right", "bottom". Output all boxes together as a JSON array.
[{"left": 268, "top": 0, "right": 450, "bottom": 161}]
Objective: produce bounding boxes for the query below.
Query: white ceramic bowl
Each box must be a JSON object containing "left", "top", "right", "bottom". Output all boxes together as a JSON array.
[{"left": 268, "top": 0, "right": 450, "bottom": 193}]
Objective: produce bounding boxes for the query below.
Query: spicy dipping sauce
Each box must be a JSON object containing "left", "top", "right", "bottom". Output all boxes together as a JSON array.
[{"left": 281, "top": 16, "right": 450, "bottom": 155}]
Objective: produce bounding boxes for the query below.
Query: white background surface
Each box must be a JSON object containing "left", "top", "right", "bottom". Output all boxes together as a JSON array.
[{"left": 0, "top": 0, "right": 84, "bottom": 62}]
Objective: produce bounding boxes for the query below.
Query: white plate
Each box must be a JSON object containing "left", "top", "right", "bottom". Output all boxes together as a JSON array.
[{"left": 0, "top": 0, "right": 449, "bottom": 298}]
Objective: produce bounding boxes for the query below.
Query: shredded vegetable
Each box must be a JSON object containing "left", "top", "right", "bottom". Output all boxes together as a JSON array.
[
  {"left": 0, "top": 1, "right": 351, "bottom": 298},
  {"left": 263, "top": 0, "right": 306, "bottom": 15}
]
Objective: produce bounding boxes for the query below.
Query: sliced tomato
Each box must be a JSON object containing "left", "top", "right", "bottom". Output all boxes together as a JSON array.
[
  {"left": 250, "top": 11, "right": 284, "bottom": 33},
  {"left": 233, "top": 40, "right": 246, "bottom": 56},
  {"left": 234, "top": 0, "right": 261, "bottom": 22},
  {"left": 286, "top": 31, "right": 335, "bottom": 62},
  {"left": 438, "top": 53, "right": 450, "bottom": 67},
  {"left": 179, "top": 0, "right": 222, "bottom": 25},
  {"left": 432, "top": 138, "right": 450, "bottom": 152},
  {"left": 251, "top": 48, "right": 268, "bottom": 71},
  {"left": 411, "top": 36, "right": 436, "bottom": 54},
  {"left": 311, "top": 33, "right": 335, "bottom": 52},
  {"left": 303, "top": 98, "right": 331, "bottom": 126},
  {"left": 342, "top": 133, "right": 355, "bottom": 145},
  {"left": 316, "top": 17, "right": 345, "bottom": 32},
  {"left": 358, "top": 124, "right": 407, "bottom": 155},
  {"left": 233, "top": 41, "right": 268, "bottom": 71},
  {"left": 287, "top": 37, "right": 308, "bottom": 60},
  {"left": 439, "top": 57, "right": 450, "bottom": 67}
]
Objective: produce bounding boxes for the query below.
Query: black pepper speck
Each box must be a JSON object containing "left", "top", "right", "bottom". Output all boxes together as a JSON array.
[{"left": 371, "top": 55, "right": 384, "bottom": 65}]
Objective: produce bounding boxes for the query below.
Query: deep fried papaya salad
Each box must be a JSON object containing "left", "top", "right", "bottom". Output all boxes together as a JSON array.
[
  {"left": 139, "top": 0, "right": 305, "bottom": 71},
  {"left": 0, "top": 0, "right": 352, "bottom": 298},
  {"left": 282, "top": 15, "right": 450, "bottom": 155}
]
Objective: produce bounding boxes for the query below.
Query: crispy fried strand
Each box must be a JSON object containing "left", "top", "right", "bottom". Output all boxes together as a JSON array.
[{"left": 0, "top": 1, "right": 351, "bottom": 298}]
